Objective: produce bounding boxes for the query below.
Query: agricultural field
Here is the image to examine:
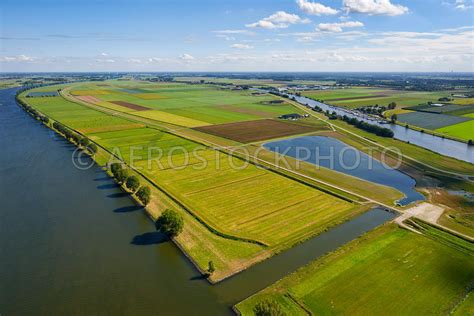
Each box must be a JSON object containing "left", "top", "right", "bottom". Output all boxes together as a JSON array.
[
  {"left": 20, "top": 85, "right": 372, "bottom": 280},
  {"left": 396, "top": 111, "right": 472, "bottom": 130},
  {"left": 194, "top": 119, "right": 324, "bottom": 143},
  {"left": 236, "top": 223, "right": 474, "bottom": 315},
  {"left": 68, "top": 81, "right": 303, "bottom": 127},
  {"left": 302, "top": 87, "right": 453, "bottom": 109}
]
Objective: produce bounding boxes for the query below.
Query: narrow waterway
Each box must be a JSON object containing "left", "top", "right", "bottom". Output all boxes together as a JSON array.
[
  {"left": 292, "top": 94, "right": 474, "bottom": 163},
  {"left": 0, "top": 87, "right": 395, "bottom": 315}
]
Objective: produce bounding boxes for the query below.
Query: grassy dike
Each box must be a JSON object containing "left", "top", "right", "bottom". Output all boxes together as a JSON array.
[{"left": 235, "top": 223, "right": 474, "bottom": 315}]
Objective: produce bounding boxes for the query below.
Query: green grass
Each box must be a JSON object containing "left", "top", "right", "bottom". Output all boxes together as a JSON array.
[
  {"left": 436, "top": 120, "right": 474, "bottom": 141},
  {"left": 68, "top": 82, "right": 303, "bottom": 125},
  {"left": 302, "top": 88, "right": 459, "bottom": 109},
  {"left": 236, "top": 224, "right": 474, "bottom": 315}
]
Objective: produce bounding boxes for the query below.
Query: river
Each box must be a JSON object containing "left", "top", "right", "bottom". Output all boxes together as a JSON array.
[
  {"left": 292, "top": 94, "right": 474, "bottom": 163},
  {"left": 0, "top": 87, "right": 395, "bottom": 315}
]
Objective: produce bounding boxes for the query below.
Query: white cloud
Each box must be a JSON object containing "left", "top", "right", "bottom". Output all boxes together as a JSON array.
[
  {"left": 148, "top": 57, "right": 162, "bottom": 63},
  {"left": 180, "top": 53, "right": 195, "bottom": 60},
  {"left": 452, "top": 0, "right": 474, "bottom": 10},
  {"left": 100, "top": 52, "right": 108, "bottom": 56},
  {"left": 231, "top": 43, "right": 253, "bottom": 49},
  {"left": 246, "top": 11, "right": 310, "bottom": 29},
  {"left": 0, "top": 54, "right": 34, "bottom": 62},
  {"left": 296, "top": 0, "right": 339, "bottom": 15},
  {"left": 213, "top": 29, "right": 255, "bottom": 35},
  {"left": 318, "top": 21, "right": 364, "bottom": 32},
  {"left": 127, "top": 58, "right": 142, "bottom": 64},
  {"left": 343, "top": 0, "right": 409, "bottom": 16}
]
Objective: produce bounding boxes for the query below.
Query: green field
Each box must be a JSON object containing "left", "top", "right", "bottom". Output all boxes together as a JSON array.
[
  {"left": 396, "top": 111, "right": 472, "bottom": 130},
  {"left": 69, "top": 81, "right": 302, "bottom": 126},
  {"left": 302, "top": 87, "right": 453, "bottom": 109},
  {"left": 236, "top": 224, "right": 474, "bottom": 315},
  {"left": 436, "top": 120, "right": 474, "bottom": 141}
]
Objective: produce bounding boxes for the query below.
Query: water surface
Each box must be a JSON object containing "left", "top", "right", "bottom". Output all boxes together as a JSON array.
[{"left": 264, "top": 135, "right": 425, "bottom": 206}]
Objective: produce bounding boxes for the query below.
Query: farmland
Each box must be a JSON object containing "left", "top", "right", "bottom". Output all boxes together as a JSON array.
[
  {"left": 301, "top": 87, "right": 452, "bottom": 109},
  {"left": 236, "top": 223, "right": 474, "bottom": 315},
  {"left": 194, "top": 119, "right": 324, "bottom": 143},
  {"left": 20, "top": 83, "right": 375, "bottom": 281},
  {"left": 396, "top": 111, "right": 471, "bottom": 130},
  {"left": 68, "top": 81, "right": 303, "bottom": 126}
]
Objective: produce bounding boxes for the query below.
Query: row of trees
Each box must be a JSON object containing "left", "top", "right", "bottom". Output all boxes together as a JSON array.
[
  {"left": 110, "top": 163, "right": 151, "bottom": 205},
  {"left": 52, "top": 121, "right": 98, "bottom": 154},
  {"left": 341, "top": 115, "right": 394, "bottom": 138},
  {"left": 17, "top": 93, "right": 99, "bottom": 154},
  {"left": 311, "top": 105, "right": 394, "bottom": 138}
]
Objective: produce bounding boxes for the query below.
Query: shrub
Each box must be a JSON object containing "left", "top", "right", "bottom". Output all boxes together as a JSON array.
[
  {"left": 126, "top": 176, "right": 140, "bottom": 192},
  {"left": 253, "top": 299, "right": 286, "bottom": 316},
  {"left": 136, "top": 186, "right": 151, "bottom": 205},
  {"left": 155, "top": 209, "right": 183, "bottom": 237},
  {"left": 207, "top": 261, "right": 215, "bottom": 275}
]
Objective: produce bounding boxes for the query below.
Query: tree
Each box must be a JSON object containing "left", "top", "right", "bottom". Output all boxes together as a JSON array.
[
  {"left": 136, "top": 186, "right": 151, "bottom": 205},
  {"left": 253, "top": 299, "right": 286, "bottom": 316},
  {"left": 155, "top": 209, "right": 184, "bottom": 237},
  {"left": 88, "top": 143, "right": 98, "bottom": 154},
  {"left": 79, "top": 137, "right": 90, "bottom": 148},
  {"left": 110, "top": 163, "right": 122, "bottom": 176},
  {"left": 115, "top": 169, "right": 129, "bottom": 184},
  {"left": 390, "top": 113, "right": 398, "bottom": 123},
  {"left": 207, "top": 261, "right": 215, "bottom": 275},
  {"left": 468, "top": 139, "right": 473, "bottom": 146},
  {"left": 388, "top": 102, "right": 397, "bottom": 110},
  {"left": 126, "top": 176, "right": 140, "bottom": 193}
]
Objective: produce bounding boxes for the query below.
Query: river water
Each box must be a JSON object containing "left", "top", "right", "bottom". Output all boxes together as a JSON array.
[
  {"left": 0, "top": 87, "right": 395, "bottom": 315},
  {"left": 292, "top": 95, "right": 474, "bottom": 163}
]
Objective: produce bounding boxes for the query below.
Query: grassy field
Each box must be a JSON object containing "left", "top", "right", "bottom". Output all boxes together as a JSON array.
[
  {"left": 236, "top": 223, "right": 474, "bottom": 315},
  {"left": 302, "top": 87, "right": 454, "bottom": 109},
  {"left": 396, "top": 111, "right": 472, "bottom": 130},
  {"left": 436, "top": 120, "right": 474, "bottom": 141},
  {"left": 68, "top": 81, "right": 302, "bottom": 126},
  {"left": 20, "top": 84, "right": 372, "bottom": 281}
]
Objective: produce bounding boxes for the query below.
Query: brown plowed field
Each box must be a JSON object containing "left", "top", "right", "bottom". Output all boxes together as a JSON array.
[
  {"left": 110, "top": 101, "right": 150, "bottom": 111},
  {"left": 194, "top": 119, "right": 316, "bottom": 143}
]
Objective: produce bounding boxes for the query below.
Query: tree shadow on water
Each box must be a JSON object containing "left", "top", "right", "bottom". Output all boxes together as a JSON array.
[
  {"left": 97, "top": 183, "right": 119, "bottom": 190},
  {"left": 107, "top": 192, "right": 129, "bottom": 198},
  {"left": 94, "top": 176, "right": 110, "bottom": 182},
  {"left": 131, "top": 232, "right": 168, "bottom": 245},
  {"left": 190, "top": 274, "right": 207, "bottom": 281},
  {"left": 114, "top": 205, "right": 143, "bottom": 213}
]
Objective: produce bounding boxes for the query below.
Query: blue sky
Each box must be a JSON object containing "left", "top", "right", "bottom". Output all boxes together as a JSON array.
[{"left": 1, "top": 0, "right": 473, "bottom": 72}]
